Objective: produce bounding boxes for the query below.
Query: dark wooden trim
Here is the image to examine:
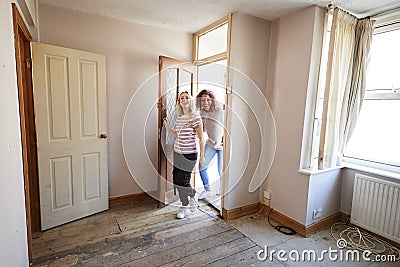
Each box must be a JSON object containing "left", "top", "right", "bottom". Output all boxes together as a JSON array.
[
  {"left": 263, "top": 209, "right": 349, "bottom": 238},
  {"left": 109, "top": 192, "right": 154, "bottom": 207},
  {"left": 262, "top": 207, "right": 400, "bottom": 247},
  {"left": 12, "top": 3, "right": 37, "bottom": 264},
  {"left": 262, "top": 207, "right": 307, "bottom": 237},
  {"left": 222, "top": 203, "right": 260, "bottom": 221},
  {"left": 340, "top": 212, "right": 349, "bottom": 223},
  {"left": 305, "top": 212, "right": 344, "bottom": 237},
  {"left": 12, "top": 4, "right": 32, "bottom": 41}
]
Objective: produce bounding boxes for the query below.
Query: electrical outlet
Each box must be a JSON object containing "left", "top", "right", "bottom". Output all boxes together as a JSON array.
[{"left": 313, "top": 209, "right": 323, "bottom": 219}]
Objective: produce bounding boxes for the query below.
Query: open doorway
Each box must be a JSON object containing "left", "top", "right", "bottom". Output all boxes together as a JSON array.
[
  {"left": 195, "top": 59, "right": 227, "bottom": 212},
  {"left": 193, "top": 15, "right": 231, "bottom": 215}
]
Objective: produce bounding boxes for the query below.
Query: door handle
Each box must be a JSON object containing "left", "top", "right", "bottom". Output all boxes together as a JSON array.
[{"left": 100, "top": 133, "right": 108, "bottom": 139}]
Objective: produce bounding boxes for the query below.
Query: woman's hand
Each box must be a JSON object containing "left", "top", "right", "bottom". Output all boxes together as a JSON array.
[
  {"left": 195, "top": 124, "right": 205, "bottom": 166},
  {"left": 163, "top": 118, "right": 177, "bottom": 138},
  {"left": 199, "top": 154, "right": 205, "bottom": 166},
  {"left": 163, "top": 118, "right": 169, "bottom": 129}
]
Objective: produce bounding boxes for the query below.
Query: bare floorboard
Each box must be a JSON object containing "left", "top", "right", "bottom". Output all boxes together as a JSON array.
[{"left": 32, "top": 199, "right": 263, "bottom": 266}]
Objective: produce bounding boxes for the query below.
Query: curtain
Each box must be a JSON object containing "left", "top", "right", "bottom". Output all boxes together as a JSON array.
[
  {"left": 319, "top": 8, "right": 374, "bottom": 169},
  {"left": 337, "top": 18, "right": 375, "bottom": 164}
]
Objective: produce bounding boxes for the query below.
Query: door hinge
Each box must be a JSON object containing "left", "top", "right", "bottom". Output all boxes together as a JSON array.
[{"left": 25, "top": 58, "right": 31, "bottom": 69}]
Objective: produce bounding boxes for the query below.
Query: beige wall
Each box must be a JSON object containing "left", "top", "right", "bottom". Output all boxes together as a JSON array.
[
  {"left": 0, "top": 1, "right": 39, "bottom": 265},
  {"left": 38, "top": 4, "right": 192, "bottom": 197},
  {"left": 224, "top": 13, "right": 272, "bottom": 210},
  {"left": 307, "top": 169, "right": 342, "bottom": 225},
  {"left": 263, "top": 6, "right": 323, "bottom": 225},
  {"left": 301, "top": 7, "right": 344, "bottom": 226}
]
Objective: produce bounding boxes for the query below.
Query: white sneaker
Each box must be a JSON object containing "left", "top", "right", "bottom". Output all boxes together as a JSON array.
[
  {"left": 189, "top": 194, "right": 198, "bottom": 212},
  {"left": 198, "top": 190, "right": 212, "bottom": 200},
  {"left": 176, "top": 206, "right": 190, "bottom": 219}
]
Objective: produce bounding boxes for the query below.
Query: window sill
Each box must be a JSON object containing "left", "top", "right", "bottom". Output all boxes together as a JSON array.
[
  {"left": 298, "top": 163, "right": 400, "bottom": 181},
  {"left": 298, "top": 165, "right": 343, "bottom": 175},
  {"left": 343, "top": 162, "right": 400, "bottom": 181}
]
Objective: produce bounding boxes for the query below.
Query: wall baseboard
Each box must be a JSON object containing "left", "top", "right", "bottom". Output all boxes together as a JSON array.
[
  {"left": 262, "top": 207, "right": 345, "bottom": 237},
  {"left": 262, "top": 207, "right": 307, "bottom": 236},
  {"left": 222, "top": 203, "right": 260, "bottom": 221},
  {"left": 305, "top": 212, "right": 345, "bottom": 237},
  {"left": 340, "top": 212, "right": 349, "bottom": 223},
  {"left": 109, "top": 192, "right": 154, "bottom": 207}
]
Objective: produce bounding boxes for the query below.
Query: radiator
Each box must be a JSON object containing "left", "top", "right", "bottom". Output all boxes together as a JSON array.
[{"left": 351, "top": 173, "right": 400, "bottom": 244}]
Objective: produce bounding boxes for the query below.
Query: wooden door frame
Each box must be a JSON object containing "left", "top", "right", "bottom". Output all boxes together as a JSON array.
[{"left": 12, "top": 3, "right": 41, "bottom": 264}]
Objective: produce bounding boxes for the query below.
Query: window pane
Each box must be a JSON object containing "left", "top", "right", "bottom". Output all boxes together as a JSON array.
[
  {"left": 366, "top": 29, "right": 400, "bottom": 91},
  {"left": 345, "top": 99, "right": 400, "bottom": 166},
  {"left": 198, "top": 23, "right": 228, "bottom": 60},
  {"left": 198, "top": 60, "right": 227, "bottom": 103},
  {"left": 179, "top": 69, "right": 192, "bottom": 95}
]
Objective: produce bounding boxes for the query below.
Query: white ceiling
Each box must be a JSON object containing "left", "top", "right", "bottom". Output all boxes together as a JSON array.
[{"left": 39, "top": 0, "right": 400, "bottom": 32}]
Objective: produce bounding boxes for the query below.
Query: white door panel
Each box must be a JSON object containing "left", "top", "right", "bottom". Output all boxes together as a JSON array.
[{"left": 31, "top": 42, "right": 108, "bottom": 230}]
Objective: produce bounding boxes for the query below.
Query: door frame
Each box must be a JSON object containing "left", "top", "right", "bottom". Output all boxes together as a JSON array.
[
  {"left": 12, "top": 3, "right": 41, "bottom": 264},
  {"left": 193, "top": 15, "right": 232, "bottom": 217}
]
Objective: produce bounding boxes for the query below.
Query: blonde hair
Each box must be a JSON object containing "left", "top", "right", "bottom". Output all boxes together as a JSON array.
[{"left": 175, "top": 91, "right": 198, "bottom": 117}]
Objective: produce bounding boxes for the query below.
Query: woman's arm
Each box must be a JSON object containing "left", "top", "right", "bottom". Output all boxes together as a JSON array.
[
  {"left": 195, "top": 124, "right": 205, "bottom": 166},
  {"left": 163, "top": 118, "right": 177, "bottom": 139}
]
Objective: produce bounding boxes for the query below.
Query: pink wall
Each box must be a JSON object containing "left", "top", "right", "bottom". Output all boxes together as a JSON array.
[
  {"left": 225, "top": 13, "right": 272, "bottom": 210},
  {"left": 38, "top": 4, "right": 192, "bottom": 197},
  {"left": 0, "top": 1, "right": 37, "bottom": 265},
  {"left": 263, "top": 6, "right": 321, "bottom": 225}
]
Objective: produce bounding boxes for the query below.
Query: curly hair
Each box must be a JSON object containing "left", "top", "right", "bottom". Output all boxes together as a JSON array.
[{"left": 196, "top": 89, "right": 219, "bottom": 112}]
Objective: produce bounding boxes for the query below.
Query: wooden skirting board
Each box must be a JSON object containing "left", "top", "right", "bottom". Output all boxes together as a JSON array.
[
  {"left": 262, "top": 207, "right": 346, "bottom": 237},
  {"left": 222, "top": 203, "right": 261, "bottom": 221},
  {"left": 109, "top": 192, "right": 155, "bottom": 207},
  {"left": 305, "top": 212, "right": 346, "bottom": 237}
]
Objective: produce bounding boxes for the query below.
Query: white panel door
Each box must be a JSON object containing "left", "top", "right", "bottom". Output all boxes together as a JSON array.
[{"left": 31, "top": 42, "right": 108, "bottom": 230}]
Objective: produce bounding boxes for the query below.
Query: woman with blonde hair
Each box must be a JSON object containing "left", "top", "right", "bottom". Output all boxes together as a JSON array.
[{"left": 164, "top": 91, "right": 205, "bottom": 219}]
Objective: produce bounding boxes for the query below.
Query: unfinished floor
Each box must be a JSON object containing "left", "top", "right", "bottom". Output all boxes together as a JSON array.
[{"left": 32, "top": 198, "right": 399, "bottom": 266}]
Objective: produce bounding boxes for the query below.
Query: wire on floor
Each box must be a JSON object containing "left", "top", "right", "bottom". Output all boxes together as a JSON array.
[
  {"left": 330, "top": 222, "right": 400, "bottom": 261},
  {"left": 267, "top": 208, "right": 297, "bottom": 235}
]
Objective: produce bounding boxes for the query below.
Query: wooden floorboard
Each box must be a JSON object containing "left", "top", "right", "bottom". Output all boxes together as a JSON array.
[
  {"left": 119, "top": 229, "right": 242, "bottom": 266},
  {"left": 32, "top": 199, "right": 262, "bottom": 266},
  {"left": 160, "top": 237, "right": 256, "bottom": 266}
]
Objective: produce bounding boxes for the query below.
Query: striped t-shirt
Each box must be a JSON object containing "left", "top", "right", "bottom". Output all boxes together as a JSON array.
[{"left": 174, "top": 113, "right": 202, "bottom": 154}]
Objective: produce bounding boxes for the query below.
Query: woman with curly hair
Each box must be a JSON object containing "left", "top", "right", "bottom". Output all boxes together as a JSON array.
[{"left": 196, "top": 89, "right": 224, "bottom": 199}]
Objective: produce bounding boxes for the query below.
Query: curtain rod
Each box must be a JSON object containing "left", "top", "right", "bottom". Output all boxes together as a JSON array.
[
  {"left": 371, "top": 7, "right": 400, "bottom": 20},
  {"left": 371, "top": 7, "right": 400, "bottom": 29}
]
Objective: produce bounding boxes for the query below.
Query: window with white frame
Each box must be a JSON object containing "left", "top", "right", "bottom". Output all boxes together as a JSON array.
[
  {"left": 309, "top": 12, "right": 332, "bottom": 170},
  {"left": 193, "top": 15, "right": 231, "bottom": 64},
  {"left": 344, "top": 24, "right": 400, "bottom": 172},
  {"left": 308, "top": 8, "right": 400, "bottom": 173},
  {"left": 193, "top": 15, "right": 231, "bottom": 103}
]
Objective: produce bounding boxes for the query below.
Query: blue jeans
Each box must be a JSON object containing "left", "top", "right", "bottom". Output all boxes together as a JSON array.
[{"left": 199, "top": 144, "right": 222, "bottom": 191}]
